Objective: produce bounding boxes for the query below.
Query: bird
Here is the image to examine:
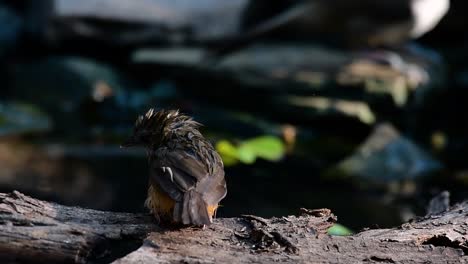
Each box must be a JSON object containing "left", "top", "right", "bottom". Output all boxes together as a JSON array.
[{"left": 122, "top": 108, "right": 227, "bottom": 226}]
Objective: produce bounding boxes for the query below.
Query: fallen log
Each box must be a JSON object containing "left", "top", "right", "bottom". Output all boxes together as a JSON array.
[
  {"left": 0, "top": 191, "right": 158, "bottom": 263},
  {"left": 0, "top": 191, "right": 466, "bottom": 264},
  {"left": 115, "top": 207, "right": 468, "bottom": 263}
]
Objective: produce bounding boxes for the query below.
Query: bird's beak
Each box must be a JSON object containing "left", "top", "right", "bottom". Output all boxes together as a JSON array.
[{"left": 121, "top": 136, "right": 137, "bottom": 148}]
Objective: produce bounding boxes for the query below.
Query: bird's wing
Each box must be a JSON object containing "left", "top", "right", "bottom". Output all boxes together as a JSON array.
[
  {"left": 166, "top": 148, "right": 227, "bottom": 206},
  {"left": 195, "top": 168, "right": 227, "bottom": 206},
  {"left": 150, "top": 148, "right": 207, "bottom": 202},
  {"left": 150, "top": 147, "right": 226, "bottom": 206}
]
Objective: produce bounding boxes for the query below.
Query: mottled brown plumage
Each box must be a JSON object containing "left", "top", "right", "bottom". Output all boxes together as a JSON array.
[{"left": 122, "top": 108, "right": 227, "bottom": 226}]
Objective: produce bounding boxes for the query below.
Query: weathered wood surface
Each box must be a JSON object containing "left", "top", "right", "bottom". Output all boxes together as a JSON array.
[
  {"left": 0, "top": 191, "right": 467, "bottom": 264},
  {"left": 115, "top": 207, "right": 468, "bottom": 264},
  {"left": 0, "top": 191, "right": 158, "bottom": 263}
]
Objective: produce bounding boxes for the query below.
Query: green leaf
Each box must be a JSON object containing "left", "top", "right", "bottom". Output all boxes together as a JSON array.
[
  {"left": 215, "top": 140, "right": 239, "bottom": 166},
  {"left": 240, "top": 136, "right": 285, "bottom": 161},
  {"left": 328, "top": 223, "right": 353, "bottom": 236},
  {"left": 237, "top": 145, "right": 256, "bottom": 164},
  {"left": 216, "top": 135, "right": 285, "bottom": 166}
]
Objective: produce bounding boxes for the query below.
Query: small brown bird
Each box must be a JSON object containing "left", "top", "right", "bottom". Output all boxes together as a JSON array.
[{"left": 122, "top": 108, "right": 227, "bottom": 226}]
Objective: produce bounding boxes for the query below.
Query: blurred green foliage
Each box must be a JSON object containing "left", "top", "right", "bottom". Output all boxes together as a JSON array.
[
  {"left": 328, "top": 223, "right": 353, "bottom": 236},
  {"left": 216, "top": 136, "right": 285, "bottom": 166}
]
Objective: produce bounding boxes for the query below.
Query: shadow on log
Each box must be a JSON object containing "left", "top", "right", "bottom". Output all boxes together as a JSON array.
[{"left": 0, "top": 191, "right": 467, "bottom": 263}]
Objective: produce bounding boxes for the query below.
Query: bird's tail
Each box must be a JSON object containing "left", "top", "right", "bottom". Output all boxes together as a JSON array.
[{"left": 174, "top": 189, "right": 212, "bottom": 226}]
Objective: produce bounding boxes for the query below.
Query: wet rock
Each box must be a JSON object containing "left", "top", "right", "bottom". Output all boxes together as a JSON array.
[
  {"left": 133, "top": 48, "right": 206, "bottom": 66},
  {"left": 218, "top": 44, "right": 348, "bottom": 80},
  {"left": 240, "top": 0, "right": 449, "bottom": 48},
  {"left": 7, "top": 56, "right": 127, "bottom": 109},
  {"left": 225, "top": 44, "right": 445, "bottom": 114},
  {"left": 133, "top": 44, "right": 374, "bottom": 131},
  {"left": 0, "top": 102, "right": 52, "bottom": 136},
  {"left": 337, "top": 54, "right": 413, "bottom": 107},
  {"left": 276, "top": 96, "right": 375, "bottom": 125},
  {"left": 5, "top": 56, "right": 134, "bottom": 137},
  {"left": 134, "top": 43, "right": 446, "bottom": 137},
  {"left": 336, "top": 47, "right": 445, "bottom": 109},
  {"left": 46, "top": 0, "right": 249, "bottom": 46},
  {"left": 330, "top": 123, "right": 442, "bottom": 182}
]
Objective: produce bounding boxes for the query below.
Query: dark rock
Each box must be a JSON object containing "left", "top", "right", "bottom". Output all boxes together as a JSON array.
[
  {"left": 133, "top": 43, "right": 445, "bottom": 131},
  {"left": 46, "top": 0, "right": 249, "bottom": 46},
  {"left": 5, "top": 56, "right": 133, "bottom": 137},
  {"left": 331, "top": 123, "right": 442, "bottom": 182},
  {"left": 0, "top": 102, "right": 51, "bottom": 136}
]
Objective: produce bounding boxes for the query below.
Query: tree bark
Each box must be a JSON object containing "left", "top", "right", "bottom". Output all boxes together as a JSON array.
[
  {"left": 0, "top": 191, "right": 157, "bottom": 263},
  {"left": 0, "top": 191, "right": 466, "bottom": 264}
]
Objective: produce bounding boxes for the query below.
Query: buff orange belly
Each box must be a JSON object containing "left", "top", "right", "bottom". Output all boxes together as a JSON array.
[
  {"left": 145, "top": 184, "right": 219, "bottom": 224},
  {"left": 145, "top": 184, "right": 175, "bottom": 221}
]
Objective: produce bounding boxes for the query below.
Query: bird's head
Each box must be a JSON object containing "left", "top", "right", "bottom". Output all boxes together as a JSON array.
[{"left": 122, "top": 108, "right": 200, "bottom": 148}]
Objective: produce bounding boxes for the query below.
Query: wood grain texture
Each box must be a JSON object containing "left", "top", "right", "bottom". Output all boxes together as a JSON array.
[
  {"left": 0, "top": 191, "right": 467, "bottom": 263},
  {"left": 116, "top": 208, "right": 468, "bottom": 263},
  {"left": 0, "top": 191, "right": 157, "bottom": 263}
]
